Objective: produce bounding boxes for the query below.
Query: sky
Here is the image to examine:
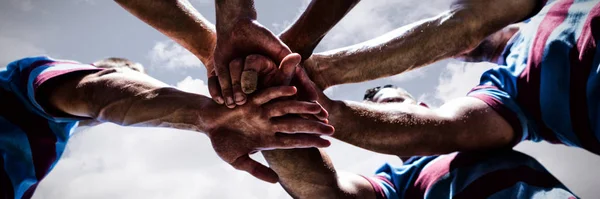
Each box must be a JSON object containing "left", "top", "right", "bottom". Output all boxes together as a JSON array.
[{"left": 0, "top": 0, "right": 599, "bottom": 198}]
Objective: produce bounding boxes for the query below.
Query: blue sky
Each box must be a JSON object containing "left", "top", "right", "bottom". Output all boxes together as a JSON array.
[{"left": 1, "top": 0, "right": 599, "bottom": 198}]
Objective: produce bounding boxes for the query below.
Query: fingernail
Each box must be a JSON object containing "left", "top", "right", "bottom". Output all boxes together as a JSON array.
[
  {"left": 214, "top": 97, "right": 224, "bottom": 104},
  {"left": 235, "top": 93, "right": 246, "bottom": 105},
  {"left": 226, "top": 97, "right": 234, "bottom": 106}
]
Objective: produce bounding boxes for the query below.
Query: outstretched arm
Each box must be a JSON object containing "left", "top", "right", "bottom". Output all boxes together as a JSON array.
[
  {"left": 306, "top": 0, "right": 542, "bottom": 89},
  {"left": 321, "top": 95, "right": 514, "bottom": 157},
  {"left": 36, "top": 61, "right": 334, "bottom": 183},
  {"left": 115, "top": 0, "right": 216, "bottom": 70}
]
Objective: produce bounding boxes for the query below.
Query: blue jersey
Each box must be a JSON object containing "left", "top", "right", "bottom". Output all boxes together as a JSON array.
[
  {"left": 0, "top": 56, "right": 100, "bottom": 199},
  {"left": 365, "top": 150, "right": 577, "bottom": 199},
  {"left": 469, "top": 0, "right": 600, "bottom": 154}
]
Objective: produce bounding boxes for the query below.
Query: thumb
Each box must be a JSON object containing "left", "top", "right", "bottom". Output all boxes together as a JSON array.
[{"left": 278, "top": 53, "right": 302, "bottom": 86}]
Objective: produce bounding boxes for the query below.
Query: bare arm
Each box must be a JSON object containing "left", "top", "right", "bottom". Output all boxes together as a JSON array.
[
  {"left": 115, "top": 0, "right": 216, "bottom": 70},
  {"left": 278, "top": 0, "right": 361, "bottom": 59},
  {"left": 321, "top": 96, "right": 514, "bottom": 157},
  {"left": 37, "top": 67, "right": 334, "bottom": 183},
  {"left": 306, "top": 0, "right": 540, "bottom": 89},
  {"left": 41, "top": 68, "right": 215, "bottom": 131},
  {"left": 263, "top": 148, "right": 376, "bottom": 199}
]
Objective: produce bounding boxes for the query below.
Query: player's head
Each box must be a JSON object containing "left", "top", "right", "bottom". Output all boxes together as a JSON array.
[
  {"left": 456, "top": 23, "right": 521, "bottom": 63},
  {"left": 364, "top": 85, "right": 428, "bottom": 107},
  {"left": 93, "top": 57, "right": 145, "bottom": 73}
]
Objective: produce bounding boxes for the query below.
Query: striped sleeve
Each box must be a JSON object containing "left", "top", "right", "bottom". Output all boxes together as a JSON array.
[
  {"left": 6, "top": 56, "right": 102, "bottom": 122},
  {"left": 468, "top": 84, "right": 530, "bottom": 146}
]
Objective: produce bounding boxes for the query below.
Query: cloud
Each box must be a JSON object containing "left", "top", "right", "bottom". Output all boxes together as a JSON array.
[
  {"left": 33, "top": 124, "right": 286, "bottom": 199},
  {"left": 148, "top": 41, "right": 204, "bottom": 69},
  {"left": 434, "top": 61, "right": 495, "bottom": 102},
  {"left": 175, "top": 76, "right": 210, "bottom": 96},
  {"left": 0, "top": 36, "right": 46, "bottom": 68}
]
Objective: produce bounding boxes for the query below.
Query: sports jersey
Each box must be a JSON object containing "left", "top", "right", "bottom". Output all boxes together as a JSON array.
[
  {"left": 469, "top": 0, "right": 600, "bottom": 154},
  {"left": 365, "top": 150, "right": 577, "bottom": 199},
  {"left": 0, "top": 56, "right": 100, "bottom": 199}
]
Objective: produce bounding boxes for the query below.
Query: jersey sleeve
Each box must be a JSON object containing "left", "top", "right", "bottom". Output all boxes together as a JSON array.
[
  {"left": 467, "top": 67, "right": 537, "bottom": 145},
  {"left": 2, "top": 56, "right": 102, "bottom": 122}
]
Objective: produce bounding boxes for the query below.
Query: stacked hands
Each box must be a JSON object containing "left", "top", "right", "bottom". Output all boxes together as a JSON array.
[{"left": 205, "top": 7, "right": 331, "bottom": 183}]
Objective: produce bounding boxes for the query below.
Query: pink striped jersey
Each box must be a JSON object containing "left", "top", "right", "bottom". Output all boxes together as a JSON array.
[
  {"left": 469, "top": 0, "right": 600, "bottom": 155},
  {"left": 0, "top": 56, "right": 101, "bottom": 199},
  {"left": 365, "top": 150, "right": 577, "bottom": 199}
]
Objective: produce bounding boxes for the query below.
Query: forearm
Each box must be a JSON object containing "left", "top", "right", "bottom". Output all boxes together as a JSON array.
[
  {"left": 262, "top": 149, "right": 341, "bottom": 198},
  {"left": 309, "top": 0, "right": 537, "bottom": 88},
  {"left": 115, "top": 0, "right": 216, "bottom": 67},
  {"left": 279, "top": 0, "right": 360, "bottom": 58},
  {"left": 324, "top": 99, "right": 457, "bottom": 156},
  {"left": 308, "top": 11, "right": 484, "bottom": 88},
  {"left": 263, "top": 149, "right": 374, "bottom": 199},
  {"left": 47, "top": 69, "right": 220, "bottom": 133}
]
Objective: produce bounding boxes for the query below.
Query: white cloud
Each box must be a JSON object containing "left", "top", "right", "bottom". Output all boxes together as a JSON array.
[
  {"left": 175, "top": 76, "right": 210, "bottom": 96},
  {"left": 0, "top": 36, "right": 46, "bottom": 68},
  {"left": 435, "top": 61, "right": 495, "bottom": 102},
  {"left": 148, "top": 41, "right": 204, "bottom": 69}
]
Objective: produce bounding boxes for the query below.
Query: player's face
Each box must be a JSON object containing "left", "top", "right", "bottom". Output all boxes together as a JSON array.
[{"left": 371, "top": 88, "right": 417, "bottom": 105}]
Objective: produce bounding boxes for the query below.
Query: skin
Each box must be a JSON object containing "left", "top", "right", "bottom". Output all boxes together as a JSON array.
[
  {"left": 303, "top": 0, "right": 540, "bottom": 90},
  {"left": 264, "top": 86, "right": 445, "bottom": 198},
  {"left": 116, "top": 0, "right": 360, "bottom": 108},
  {"left": 258, "top": 2, "right": 528, "bottom": 195},
  {"left": 37, "top": 56, "right": 334, "bottom": 184},
  {"left": 114, "top": 0, "right": 216, "bottom": 70}
]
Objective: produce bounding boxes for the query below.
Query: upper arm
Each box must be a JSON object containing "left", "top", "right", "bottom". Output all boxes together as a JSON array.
[
  {"left": 337, "top": 172, "right": 378, "bottom": 199},
  {"left": 436, "top": 96, "right": 516, "bottom": 151}
]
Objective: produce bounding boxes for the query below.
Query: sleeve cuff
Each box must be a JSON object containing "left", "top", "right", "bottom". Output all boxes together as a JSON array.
[
  {"left": 469, "top": 93, "right": 525, "bottom": 147},
  {"left": 28, "top": 63, "right": 103, "bottom": 121}
]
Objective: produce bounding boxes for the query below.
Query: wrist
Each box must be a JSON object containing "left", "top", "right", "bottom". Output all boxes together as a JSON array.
[
  {"left": 182, "top": 94, "right": 225, "bottom": 134},
  {"left": 305, "top": 54, "right": 333, "bottom": 90},
  {"left": 215, "top": 0, "right": 257, "bottom": 31}
]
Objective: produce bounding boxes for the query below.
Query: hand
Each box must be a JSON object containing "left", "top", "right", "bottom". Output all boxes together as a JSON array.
[
  {"left": 211, "top": 18, "right": 292, "bottom": 108},
  {"left": 206, "top": 85, "right": 334, "bottom": 183}
]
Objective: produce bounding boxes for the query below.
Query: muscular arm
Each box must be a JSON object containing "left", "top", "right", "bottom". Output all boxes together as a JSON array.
[
  {"left": 307, "top": 0, "right": 540, "bottom": 89},
  {"left": 321, "top": 96, "right": 514, "bottom": 157},
  {"left": 39, "top": 68, "right": 217, "bottom": 132},
  {"left": 115, "top": 0, "right": 216, "bottom": 70},
  {"left": 279, "top": 0, "right": 361, "bottom": 58}
]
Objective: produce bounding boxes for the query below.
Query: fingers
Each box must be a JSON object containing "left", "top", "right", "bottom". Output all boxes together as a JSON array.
[
  {"left": 229, "top": 58, "right": 246, "bottom": 105},
  {"left": 252, "top": 86, "right": 297, "bottom": 105},
  {"left": 272, "top": 118, "right": 334, "bottom": 135},
  {"left": 278, "top": 53, "right": 301, "bottom": 86},
  {"left": 208, "top": 71, "right": 224, "bottom": 104},
  {"left": 263, "top": 101, "right": 323, "bottom": 118},
  {"left": 314, "top": 102, "right": 329, "bottom": 122},
  {"left": 242, "top": 55, "right": 277, "bottom": 94},
  {"left": 230, "top": 155, "right": 278, "bottom": 183},
  {"left": 216, "top": 61, "right": 236, "bottom": 108},
  {"left": 270, "top": 133, "right": 331, "bottom": 149}
]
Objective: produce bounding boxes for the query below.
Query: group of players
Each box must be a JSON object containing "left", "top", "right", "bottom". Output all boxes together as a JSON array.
[{"left": 2, "top": 0, "right": 599, "bottom": 198}]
